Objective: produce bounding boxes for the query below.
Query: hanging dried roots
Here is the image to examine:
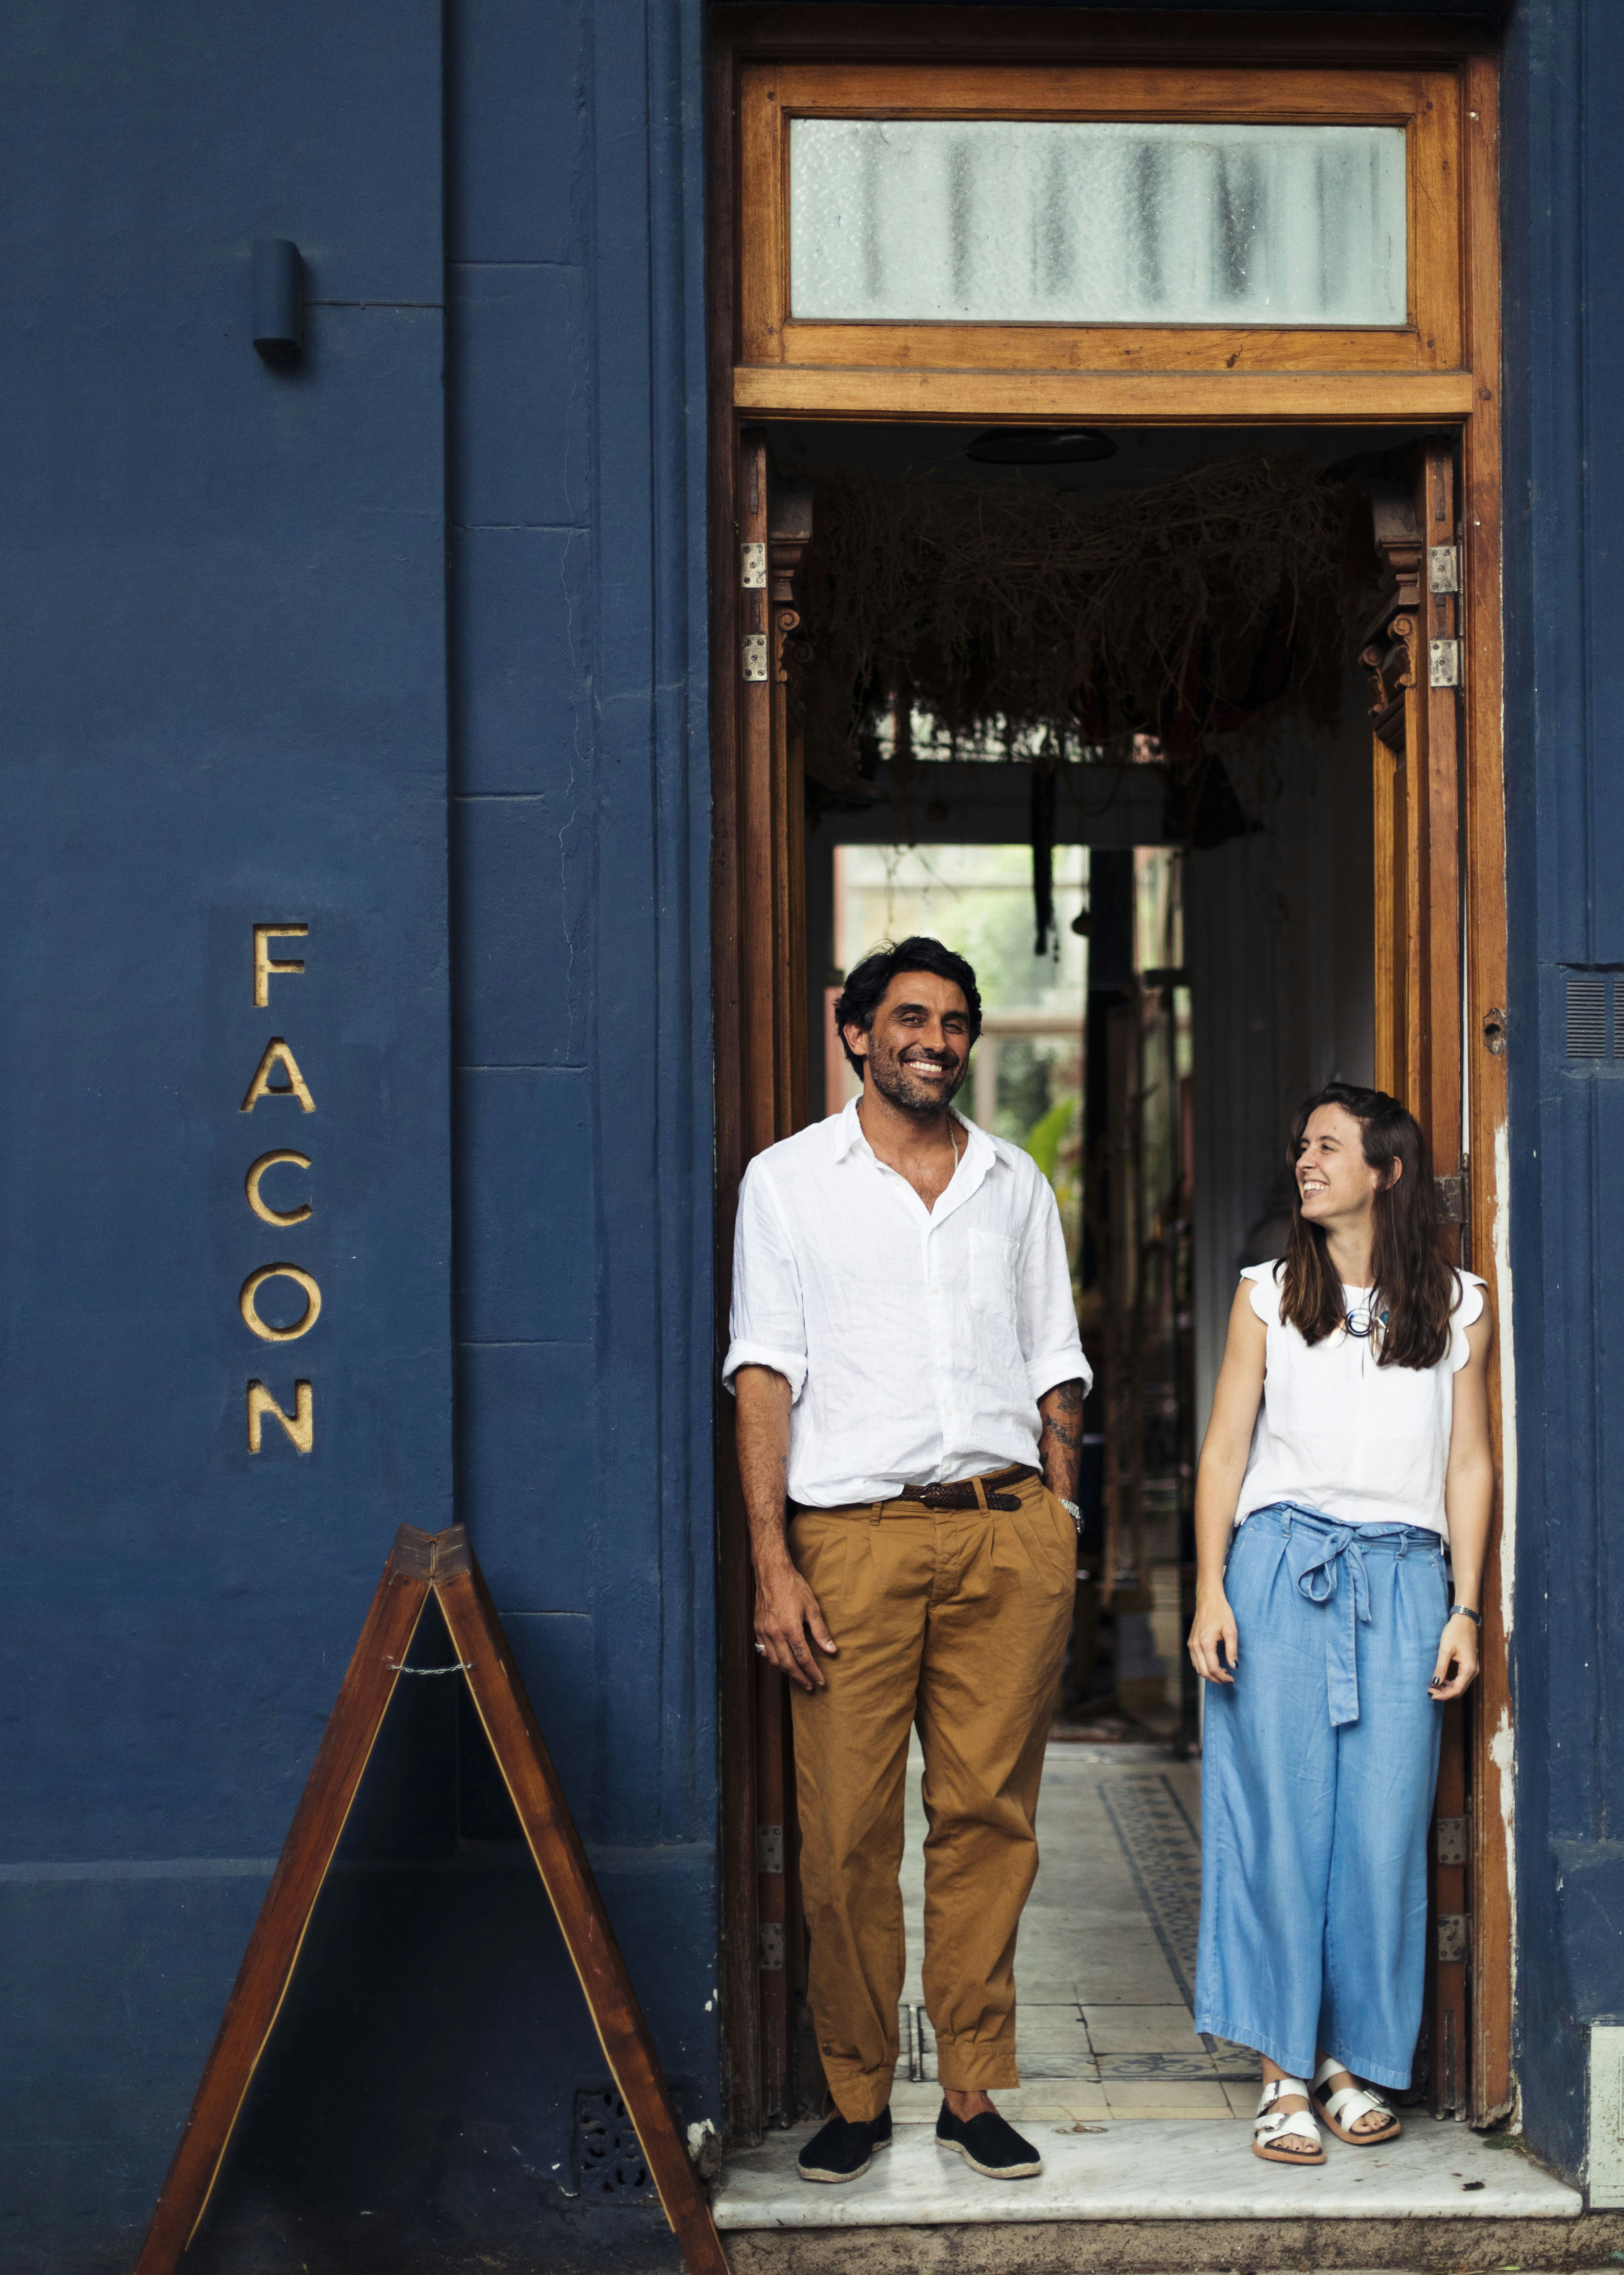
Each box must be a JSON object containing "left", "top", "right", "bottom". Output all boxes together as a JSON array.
[{"left": 794, "top": 450, "right": 1353, "bottom": 797}]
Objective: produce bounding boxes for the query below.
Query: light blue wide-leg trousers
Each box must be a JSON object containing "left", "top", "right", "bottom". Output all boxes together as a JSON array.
[{"left": 1194, "top": 1503, "right": 1448, "bottom": 2089}]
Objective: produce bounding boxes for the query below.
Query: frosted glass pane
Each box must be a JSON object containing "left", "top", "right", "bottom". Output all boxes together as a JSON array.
[{"left": 789, "top": 119, "right": 1407, "bottom": 326}]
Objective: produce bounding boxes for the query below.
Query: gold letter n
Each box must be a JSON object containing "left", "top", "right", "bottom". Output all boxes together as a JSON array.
[{"left": 247, "top": 1379, "right": 313, "bottom": 1454}]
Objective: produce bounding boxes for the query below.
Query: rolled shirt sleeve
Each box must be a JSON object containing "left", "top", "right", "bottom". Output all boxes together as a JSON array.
[
  {"left": 722, "top": 1159, "right": 809, "bottom": 1399},
  {"left": 1017, "top": 1171, "right": 1092, "bottom": 1406}
]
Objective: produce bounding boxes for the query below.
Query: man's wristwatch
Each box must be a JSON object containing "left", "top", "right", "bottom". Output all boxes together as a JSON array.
[
  {"left": 1449, "top": 1604, "right": 1483, "bottom": 1627},
  {"left": 1060, "top": 1498, "right": 1082, "bottom": 1531}
]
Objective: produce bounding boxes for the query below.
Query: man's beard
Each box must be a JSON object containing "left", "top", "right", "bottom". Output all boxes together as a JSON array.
[{"left": 866, "top": 1038, "right": 967, "bottom": 1116}]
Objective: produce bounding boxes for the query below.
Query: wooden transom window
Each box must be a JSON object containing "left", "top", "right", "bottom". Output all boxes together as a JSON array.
[{"left": 740, "top": 64, "right": 1465, "bottom": 375}]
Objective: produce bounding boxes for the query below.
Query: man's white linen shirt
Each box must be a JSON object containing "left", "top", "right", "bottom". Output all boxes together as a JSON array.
[{"left": 723, "top": 1096, "right": 1091, "bottom": 1508}]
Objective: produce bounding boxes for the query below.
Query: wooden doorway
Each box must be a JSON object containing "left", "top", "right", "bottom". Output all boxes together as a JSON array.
[
  {"left": 1361, "top": 433, "right": 1509, "bottom": 2119},
  {"left": 708, "top": 7, "right": 1510, "bottom": 2139}
]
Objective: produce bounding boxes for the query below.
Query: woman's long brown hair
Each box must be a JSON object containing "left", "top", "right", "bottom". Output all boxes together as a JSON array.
[{"left": 1278, "top": 1084, "right": 1458, "bottom": 1368}]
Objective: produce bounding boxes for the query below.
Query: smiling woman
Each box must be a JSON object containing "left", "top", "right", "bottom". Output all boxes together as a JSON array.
[
  {"left": 1282, "top": 1087, "right": 1459, "bottom": 1369},
  {"left": 1187, "top": 1084, "right": 1494, "bottom": 2165}
]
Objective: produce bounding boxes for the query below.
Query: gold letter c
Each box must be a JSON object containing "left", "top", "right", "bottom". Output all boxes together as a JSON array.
[
  {"left": 246, "top": 1151, "right": 313, "bottom": 1227},
  {"left": 240, "top": 1265, "right": 323, "bottom": 1343}
]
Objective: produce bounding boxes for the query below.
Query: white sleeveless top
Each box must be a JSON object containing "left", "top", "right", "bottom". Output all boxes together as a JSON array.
[{"left": 1234, "top": 1261, "right": 1486, "bottom": 1541}]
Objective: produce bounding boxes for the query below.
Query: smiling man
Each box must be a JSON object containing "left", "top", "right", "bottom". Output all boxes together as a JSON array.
[{"left": 725, "top": 936, "right": 1091, "bottom": 2186}]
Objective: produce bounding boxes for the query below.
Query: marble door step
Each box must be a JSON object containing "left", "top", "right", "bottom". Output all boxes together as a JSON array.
[{"left": 714, "top": 2114, "right": 1581, "bottom": 2230}]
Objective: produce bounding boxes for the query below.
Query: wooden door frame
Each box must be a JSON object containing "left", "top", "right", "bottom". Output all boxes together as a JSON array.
[{"left": 707, "top": 4, "right": 1510, "bottom": 2138}]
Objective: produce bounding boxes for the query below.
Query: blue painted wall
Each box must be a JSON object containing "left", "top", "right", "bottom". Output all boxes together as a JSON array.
[
  {"left": 447, "top": 0, "right": 715, "bottom": 1859},
  {"left": 0, "top": 1, "right": 453, "bottom": 2262},
  {"left": 1502, "top": 0, "right": 1624, "bottom": 2189},
  {"left": 0, "top": 0, "right": 714, "bottom": 2266},
  {"left": 440, "top": 0, "right": 720, "bottom": 2231}
]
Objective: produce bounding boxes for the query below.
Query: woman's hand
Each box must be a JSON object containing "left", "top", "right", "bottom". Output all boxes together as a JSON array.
[
  {"left": 1188, "top": 1593, "right": 1239, "bottom": 1685},
  {"left": 1429, "top": 1612, "right": 1480, "bottom": 1701}
]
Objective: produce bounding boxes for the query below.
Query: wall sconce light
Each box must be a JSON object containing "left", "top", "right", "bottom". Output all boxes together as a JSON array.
[{"left": 252, "top": 239, "right": 304, "bottom": 366}]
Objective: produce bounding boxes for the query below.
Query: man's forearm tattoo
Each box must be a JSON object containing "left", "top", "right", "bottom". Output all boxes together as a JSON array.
[{"left": 1038, "top": 1378, "right": 1086, "bottom": 1487}]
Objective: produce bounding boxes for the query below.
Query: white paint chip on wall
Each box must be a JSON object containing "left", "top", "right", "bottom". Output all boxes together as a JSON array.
[{"left": 1588, "top": 2026, "right": 1624, "bottom": 2204}]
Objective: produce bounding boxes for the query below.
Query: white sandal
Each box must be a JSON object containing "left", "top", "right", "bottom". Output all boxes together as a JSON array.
[
  {"left": 1252, "top": 2076, "right": 1325, "bottom": 2164},
  {"left": 1312, "top": 2056, "right": 1401, "bottom": 2145}
]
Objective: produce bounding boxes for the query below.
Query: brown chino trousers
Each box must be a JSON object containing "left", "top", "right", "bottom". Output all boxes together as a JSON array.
[{"left": 788, "top": 1470, "right": 1076, "bottom": 2123}]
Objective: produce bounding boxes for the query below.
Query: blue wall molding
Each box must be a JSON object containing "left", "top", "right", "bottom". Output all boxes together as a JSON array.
[{"left": 1502, "top": 0, "right": 1624, "bottom": 2189}]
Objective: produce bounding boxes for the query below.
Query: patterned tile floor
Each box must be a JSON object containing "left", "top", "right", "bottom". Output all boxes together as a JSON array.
[{"left": 892, "top": 1743, "right": 1260, "bottom": 2122}]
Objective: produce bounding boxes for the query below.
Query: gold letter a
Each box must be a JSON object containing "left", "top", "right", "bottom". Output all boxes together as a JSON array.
[{"left": 240, "top": 1038, "right": 316, "bottom": 1113}]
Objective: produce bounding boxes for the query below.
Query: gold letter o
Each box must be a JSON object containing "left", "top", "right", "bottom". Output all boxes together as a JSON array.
[{"left": 240, "top": 1264, "right": 323, "bottom": 1343}]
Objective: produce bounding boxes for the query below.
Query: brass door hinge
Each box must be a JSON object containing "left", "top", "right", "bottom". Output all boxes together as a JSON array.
[
  {"left": 757, "top": 1825, "right": 784, "bottom": 1875},
  {"left": 759, "top": 1922, "right": 785, "bottom": 1971},
  {"left": 1435, "top": 1167, "right": 1468, "bottom": 1224},
  {"left": 742, "top": 633, "right": 768, "bottom": 682},
  {"left": 741, "top": 541, "right": 766, "bottom": 589}
]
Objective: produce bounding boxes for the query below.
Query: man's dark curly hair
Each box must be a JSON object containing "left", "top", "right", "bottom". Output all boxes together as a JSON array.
[{"left": 832, "top": 936, "right": 983, "bottom": 1076}]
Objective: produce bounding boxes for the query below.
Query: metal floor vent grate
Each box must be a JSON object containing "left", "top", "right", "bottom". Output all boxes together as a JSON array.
[{"left": 573, "top": 2086, "right": 657, "bottom": 2201}]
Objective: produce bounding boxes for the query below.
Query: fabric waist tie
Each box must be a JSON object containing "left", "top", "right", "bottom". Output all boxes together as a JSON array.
[
  {"left": 1257, "top": 1505, "right": 1437, "bottom": 1728},
  {"left": 1290, "top": 1522, "right": 1371, "bottom": 1729}
]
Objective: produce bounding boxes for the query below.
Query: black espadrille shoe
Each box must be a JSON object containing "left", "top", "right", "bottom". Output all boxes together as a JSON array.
[
  {"left": 935, "top": 2101, "right": 1043, "bottom": 2178},
  {"left": 796, "top": 2106, "right": 892, "bottom": 2183}
]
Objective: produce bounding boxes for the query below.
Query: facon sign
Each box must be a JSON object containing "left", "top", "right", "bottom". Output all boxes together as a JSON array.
[{"left": 240, "top": 922, "right": 317, "bottom": 1454}]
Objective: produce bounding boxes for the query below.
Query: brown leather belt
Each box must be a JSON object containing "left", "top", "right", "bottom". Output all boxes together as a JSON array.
[{"left": 795, "top": 1462, "right": 1039, "bottom": 1519}]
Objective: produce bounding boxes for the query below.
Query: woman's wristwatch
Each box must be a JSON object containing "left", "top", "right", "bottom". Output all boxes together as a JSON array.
[{"left": 1449, "top": 1604, "right": 1483, "bottom": 1627}]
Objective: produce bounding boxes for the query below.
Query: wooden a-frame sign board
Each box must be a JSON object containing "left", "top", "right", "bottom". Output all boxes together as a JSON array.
[{"left": 134, "top": 1524, "right": 729, "bottom": 2275}]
